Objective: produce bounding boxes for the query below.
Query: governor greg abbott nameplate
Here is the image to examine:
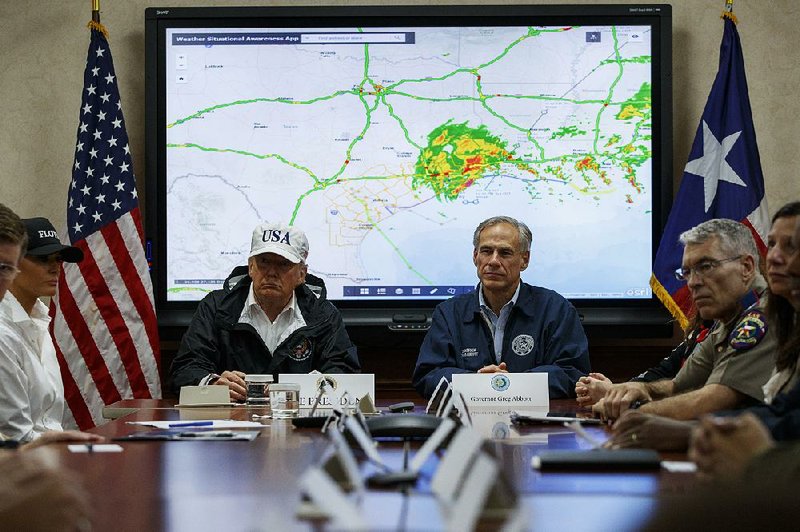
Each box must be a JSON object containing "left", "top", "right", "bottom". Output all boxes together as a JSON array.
[
  {"left": 279, "top": 374, "right": 375, "bottom": 409},
  {"left": 451, "top": 373, "right": 549, "bottom": 409}
]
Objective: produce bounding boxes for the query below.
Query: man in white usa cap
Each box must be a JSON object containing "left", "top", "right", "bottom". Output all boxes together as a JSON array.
[{"left": 170, "top": 222, "right": 360, "bottom": 401}]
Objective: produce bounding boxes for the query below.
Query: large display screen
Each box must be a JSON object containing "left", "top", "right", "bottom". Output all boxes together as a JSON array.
[{"left": 145, "top": 5, "right": 672, "bottom": 329}]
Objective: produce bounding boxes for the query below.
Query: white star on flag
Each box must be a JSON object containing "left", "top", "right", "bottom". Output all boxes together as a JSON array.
[{"left": 684, "top": 120, "right": 746, "bottom": 212}]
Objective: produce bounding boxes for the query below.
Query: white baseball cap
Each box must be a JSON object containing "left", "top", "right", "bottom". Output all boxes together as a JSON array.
[{"left": 249, "top": 222, "right": 308, "bottom": 263}]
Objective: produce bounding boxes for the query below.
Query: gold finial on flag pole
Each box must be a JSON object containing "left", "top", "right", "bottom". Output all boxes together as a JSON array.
[
  {"left": 88, "top": 0, "right": 109, "bottom": 38},
  {"left": 722, "top": 0, "right": 738, "bottom": 24}
]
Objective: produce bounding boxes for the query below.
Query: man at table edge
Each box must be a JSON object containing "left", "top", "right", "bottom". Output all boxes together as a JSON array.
[
  {"left": 600, "top": 219, "right": 775, "bottom": 422},
  {"left": 169, "top": 222, "right": 360, "bottom": 401},
  {"left": 412, "top": 215, "right": 590, "bottom": 399}
]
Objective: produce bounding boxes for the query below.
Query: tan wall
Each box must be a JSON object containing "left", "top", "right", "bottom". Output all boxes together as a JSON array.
[{"left": 1, "top": 0, "right": 798, "bottom": 228}]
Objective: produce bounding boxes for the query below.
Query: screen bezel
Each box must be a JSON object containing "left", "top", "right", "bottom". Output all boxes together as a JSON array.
[{"left": 144, "top": 4, "right": 673, "bottom": 332}]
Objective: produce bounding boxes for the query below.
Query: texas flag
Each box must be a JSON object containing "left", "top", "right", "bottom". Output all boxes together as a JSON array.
[{"left": 651, "top": 13, "right": 769, "bottom": 329}]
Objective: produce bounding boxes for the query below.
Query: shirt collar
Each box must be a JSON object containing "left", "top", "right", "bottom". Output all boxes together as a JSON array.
[
  {"left": 0, "top": 292, "right": 48, "bottom": 324},
  {"left": 478, "top": 281, "right": 521, "bottom": 316},
  {"left": 739, "top": 273, "right": 768, "bottom": 310},
  {"left": 245, "top": 284, "right": 298, "bottom": 321},
  {"left": 713, "top": 273, "right": 769, "bottom": 335}
]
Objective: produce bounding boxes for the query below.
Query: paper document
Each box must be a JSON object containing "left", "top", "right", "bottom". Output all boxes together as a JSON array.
[
  {"left": 118, "top": 430, "right": 260, "bottom": 441},
  {"left": 68, "top": 444, "right": 124, "bottom": 453},
  {"left": 661, "top": 461, "right": 697, "bottom": 473}
]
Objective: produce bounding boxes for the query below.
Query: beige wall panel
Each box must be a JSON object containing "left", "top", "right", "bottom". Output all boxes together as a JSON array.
[{"left": 1, "top": 0, "right": 798, "bottom": 231}]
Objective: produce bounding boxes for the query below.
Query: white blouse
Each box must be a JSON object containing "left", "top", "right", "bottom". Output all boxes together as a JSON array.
[{"left": 0, "top": 293, "right": 65, "bottom": 441}]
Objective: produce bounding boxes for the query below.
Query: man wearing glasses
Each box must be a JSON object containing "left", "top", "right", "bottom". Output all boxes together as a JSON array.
[
  {"left": 169, "top": 222, "right": 360, "bottom": 402},
  {"left": 0, "top": 204, "right": 27, "bottom": 303},
  {"left": 599, "top": 218, "right": 776, "bottom": 421}
]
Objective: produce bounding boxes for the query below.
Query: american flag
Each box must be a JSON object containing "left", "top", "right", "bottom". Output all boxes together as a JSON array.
[{"left": 50, "top": 24, "right": 161, "bottom": 430}]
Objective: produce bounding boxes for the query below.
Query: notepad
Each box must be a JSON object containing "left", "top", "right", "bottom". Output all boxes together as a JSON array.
[
  {"left": 531, "top": 449, "right": 661, "bottom": 471},
  {"left": 177, "top": 385, "right": 233, "bottom": 407},
  {"left": 510, "top": 412, "right": 603, "bottom": 426}
]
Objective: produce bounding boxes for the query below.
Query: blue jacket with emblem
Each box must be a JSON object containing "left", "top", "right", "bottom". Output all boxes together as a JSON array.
[
  {"left": 412, "top": 282, "right": 590, "bottom": 399},
  {"left": 169, "top": 266, "right": 360, "bottom": 391}
]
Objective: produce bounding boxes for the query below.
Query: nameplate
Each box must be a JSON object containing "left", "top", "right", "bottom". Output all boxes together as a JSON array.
[
  {"left": 431, "top": 427, "right": 484, "bottom": 503},
  {"left": 448, "top": 452, "right": 499, "bottom": 529},
  {"left": 298, "top": 468, "right": 366, "bottom": 529},
  {"left": 326, "top": 427, "right": 365, "bottom": 494},
  {"left": 177, "top": 385, "right": 231, "bottom": 407},
  {"left": 451, "top": 373, "right": 549, "bottom": 408},
  {"left": 279, "top": 373, "right": 375, "bottom": 408},
  {"left": 409, "top": 417, "right": 458, "bottom": 473},
  {"left": 343, "top": 415, "right": 384, "bottom": 466}
]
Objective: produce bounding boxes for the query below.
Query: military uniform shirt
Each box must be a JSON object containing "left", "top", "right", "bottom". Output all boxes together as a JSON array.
[{"left": 672, "top": 275, "right": 776, "bottom": 402}]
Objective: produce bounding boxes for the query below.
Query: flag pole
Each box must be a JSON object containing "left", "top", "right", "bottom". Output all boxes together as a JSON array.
[
  {"left": 56, "top": 0, "right": 163, "bottom": 429},
  {"left": 723, "top": 0, "right": 738, "bottom": 24},
  {"left": 89, "top": 0, "right": 108, "bottom": 38}
]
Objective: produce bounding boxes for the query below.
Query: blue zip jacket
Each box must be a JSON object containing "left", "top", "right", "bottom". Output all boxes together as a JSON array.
[{"left": 412, "top": 282, "right": 590, "bottom": 398}]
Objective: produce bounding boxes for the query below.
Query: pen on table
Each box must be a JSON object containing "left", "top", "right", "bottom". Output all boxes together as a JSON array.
[{"left": 168, "top": 421, "right": 215, "bottom": 428}]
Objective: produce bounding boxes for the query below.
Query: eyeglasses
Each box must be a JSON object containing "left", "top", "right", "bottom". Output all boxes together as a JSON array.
[
  {"left": 0, "top": 262, "right": 20, "bottom": 281},
  {"left": 674, "top": 255, "right": 742, "bottom": 282}
]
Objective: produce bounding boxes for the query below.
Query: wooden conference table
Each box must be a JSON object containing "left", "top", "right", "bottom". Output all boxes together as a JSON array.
[{"left": 37, "top": 398, "right": 698, "bottom": 532}]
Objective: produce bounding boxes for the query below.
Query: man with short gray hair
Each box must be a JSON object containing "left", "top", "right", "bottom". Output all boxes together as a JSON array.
[
  {"left": 413, "top": 215, "right": 590, "bottom": 398},
  {"left": 600, "top": 218, "right": 776, "bottom": 421}
]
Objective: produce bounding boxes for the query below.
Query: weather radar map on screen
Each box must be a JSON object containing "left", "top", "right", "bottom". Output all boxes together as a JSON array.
[{"left": 164, "top": 23, "right": 654, "bottom": 302}]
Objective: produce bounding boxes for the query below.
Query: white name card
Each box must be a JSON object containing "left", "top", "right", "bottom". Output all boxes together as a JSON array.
[
  {"left": 298, "top": 468, "right": 366, "bottom": 529},
  {"left": 279, "top": 373, "right": 375, "bottom": 409},
  {"left": 177, "top": 385, "right": 231, "bottom": 407},
  {"left": 451, "top": 373, "right": 549, "bottom": 409},
  {"left": 430, "top": 427, "right": 484, "bottom": 503}
]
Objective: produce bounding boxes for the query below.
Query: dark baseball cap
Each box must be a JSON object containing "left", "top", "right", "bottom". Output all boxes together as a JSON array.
[{"left": 22, "top": 218, "right": 83, "bottom": 263}]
